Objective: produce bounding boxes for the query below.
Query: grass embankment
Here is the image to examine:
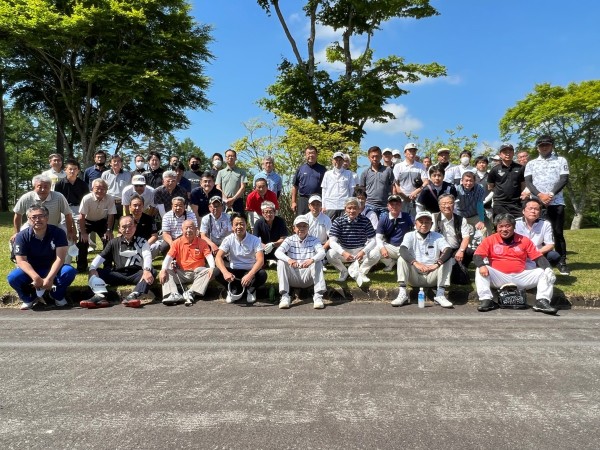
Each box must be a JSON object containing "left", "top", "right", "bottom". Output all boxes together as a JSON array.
[{"left": 0, "top": 212, "right": 598, "bottom": 305}]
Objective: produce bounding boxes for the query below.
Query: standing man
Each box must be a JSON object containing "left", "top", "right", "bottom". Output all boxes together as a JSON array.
[
  {"left": 184, "top": 155, "right": 205, "bottom": 190},
  {"left": 342, "top": 153, "right": 359, "bottom": 187},
  {"left": 101, "top": 154, "right": 132, "bottom": 226},
  {"left": 275, "top": 216, "right": 327, "bottom": 310},
  {"left": 144, "top": 151, "right": 164, "bottom": 188},
  {"left": 524, "top": 134, "right": 570, "bottom": 275},
  {"left": 517, "top": 150, "right": 529, "bottom": 166},
  {"left": 133, "top": 154, "right": 147, "bottom": 175},
  {"left": 83, "top": 150, "right": 108, "bottom": 189},
  {"left": 487, "top": 143, "right": 526, "bottom": 218},
  {"left": 77, "top": 179, "right": 117, "bottom": 272},
  {"left": 381, "top": 148, "right": 395, "bottom": 168},
  {"left": 393, "top": 142, "right": 429, "bottom": 217},
  {"left": 254, "top": 156, "right": 283, "bottom": 198},
  {"left": 433, "top": 148, "right": 454, "bottom": 174},
  {"left": 216, "top": 149, "right": 247, "bottom": 215},
  {"left": 42, "top": 153, "right": 66, "bottom": 189},
  {"left": 359, "top": 146, "right": 395, "bottom": 218},
  {"left": 422, "top": 156, "right": 432, "bottom": 171},
  {"left": 153, "top": 170, "right": 188, "bottom": 217},
  {"left": 8, "top": 205, "right": 76, "bottom": 310},
  {"left": 209, "top": 153, "right": 224, "bottom": 179},
  {"left": 190, "top": 171, "right": 222, "bottom": 222},
  {"left": 122, "top": 174, "right": 156, "bottom": 216},
  {"left": 305, "top": 195, "right": 332, "bottom": 251},
  {"left": 321, "top": 151, "right": 355, "bottom": 220},
  {"left": 474, "top": 213, "right": 557, "bottom": 314},
  {"left": 445, "top": 150, "right": 475, "bottom": 184},
  {"left": 291, "top": 145, "right": 327, "bottom": 215}
]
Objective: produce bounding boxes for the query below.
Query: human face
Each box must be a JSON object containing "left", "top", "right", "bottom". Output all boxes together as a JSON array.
[
  {"left": 499, "top": 148, "right": 514, "bottom": 165},
  {"left": 295, "top": 222, "right": 309, "bottom": 239},
  {"left": 423, "top": 157, "right": 432, "bottom": 169},
  {"left": 255, "top": 181, "right": 268, "bottom": 197},
  {"left": 262, "top": 159, "right": 274, "bottom": 173},
  {"left": 33, "top": 181, "right": 51, "bottom": 200},
  {"left": 65, "top": 164, "right": 79, "bottom": 181},
  {"left": 523, "top": 202, "right": 542, "bottom": 223},
  {"left": 110, "top": 157, "right": 122, "bottom": 173},
  {"left": 225, "top": 151, "right": 237, "bottom": 167},
  {"left": 308, "top": 201, "right": 322, "bottom": 216},
  {"left": 438, "top": 198, "right": 455, "bottom": 217},
  {"left": 94, "top": 153, "right": 106, "bottom": 166},
  {"left": 134, "top": 184, "right": 146, "bottom": 194},
  {"left": 232, "top": 217, "right": 247, "bottom": 238},
  {"left": 537, "top": 143, "right": 553, "bottom": 158},
  {"left": 135, "top": 156, "right": 145, "bottom": 166},
  {"left": 171, "top": 200, "right": 185, "bottom": 216},
  {"left": 343, "top": 158, "right": 351, "bottom": 170},
  {"left": 92, "top": 182, "right": 107, "bottom": 200},
  {"left": 188, "top": 157, "right": 200, "bottom": 169},
  {"left": 476, "top": 160, "right": 488, "bottom": 172},
  {"left": 461, "top": 175, "right": 475, "bottom": 190},
  {"left": 382, "top": 152, "right": 393, "bottom": 165},
  {"left": 119, "top": 218, "right": 136, "bottom": 240},
  {"left": 437, "top": 152, "right": 450, "bottom": 163},
  {"left": 262, "top": 207, "right": 275, "bottom": 223},
  {"left": 305, "top": 148, "right": 317, "bottom": 165},
  {"left": 209, "top": 201, "right": 223, "bottom": 218},
  {"left": 332, "top": 156, "right": 344, "bottom": 169},
  {"left": 163, "top": 176, "right": 177, "bottom": 191},
  {"left": 201, "top": 176, "right": 215, "bottom": 192},
  {"left": 368, "top": 151, "right": 381, "bottom": 167},
  {"left": 170, "top": 156, "right": 179, "bottom": 167},
  {"left": 415, "top": 217, "right": 433, "bottom": 233},
  {"left": 517, "top": 151, "right": 529, "bottom": 165},
  {"left": 404, "top": 149, "right": 416, "bottom": 163},
  {"left": 429, "top": 171, "right": 443, "bottom": 186},
  {"left": 182, "top": 220, "right": 197, "bottom": 241},
  {"left": 49, "top": 156, "right": 62, "bottom": 171},
  {"left": 387, "top": 200, "right": 402, "bottom": 217},
  {"left": 496, "top": 221, "right": 515, "bottom": 239},
  {"left": 129, "top": 199, "right": 144, "bottom": 216},
  {"left": 345, "top": 203, "right": 359, "bottom": 220},
  {"left": 28, "top": 210, "right": 48, "bottom": 231},
  {"left": 148, "top": 155, "right": 160, "bottom": 170}
]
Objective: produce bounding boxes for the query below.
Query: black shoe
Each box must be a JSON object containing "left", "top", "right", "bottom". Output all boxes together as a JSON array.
[
  {"left": 532, "top": 298, "right": 558, "bottom": 315},
  {"left": 557, "top": 263, "right": 570, "bottom": 275},
  {"left": 477, "top": 299, "right": 496, "bottom": 312}
]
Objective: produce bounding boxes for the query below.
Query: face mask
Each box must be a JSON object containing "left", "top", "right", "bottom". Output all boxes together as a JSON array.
[
  {"left": 135, "top": 161, "right": 145, "bottom": 170},
  {"left": 460, "top": 156, "right": 470, "bottom": 166},
  {"left": 190, "top": 163, "right": 200, "bottom": 171},
  {"left": 392, "top": 157, "right": 400, "bottom": 164},
  {"left": 213, "top": 159, "right": 223, "bottom": 169}
]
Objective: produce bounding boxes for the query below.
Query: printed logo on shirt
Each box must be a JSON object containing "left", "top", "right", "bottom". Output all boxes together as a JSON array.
[{"left": 493, "top": 244, "right": 504, "bottom": 255}]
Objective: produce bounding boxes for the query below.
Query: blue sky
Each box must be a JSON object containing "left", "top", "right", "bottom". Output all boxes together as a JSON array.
[{"left": 178, "top": 1, "right": 600, "bottom": 169}]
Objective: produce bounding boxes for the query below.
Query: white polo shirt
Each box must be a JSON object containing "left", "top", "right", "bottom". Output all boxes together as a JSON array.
[
  {"left": 393, "top": 160, "right": 428, "bottom": 195},
  {"left": 306, "top": 212, "right": 331, "bottom": 244},
  {"left": 321, "top": 168, "right": 355, "bottom": 210},
  {"left": 401, "top": 230, "right": 449, "bottom": 265},
  {"left": 219, "top": 232, "right": 263, "bottom": 270}
]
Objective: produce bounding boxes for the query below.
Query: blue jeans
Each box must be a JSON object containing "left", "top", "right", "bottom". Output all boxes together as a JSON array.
[{"left": 8, "top": 265, "right": 77, "bottom": 302}]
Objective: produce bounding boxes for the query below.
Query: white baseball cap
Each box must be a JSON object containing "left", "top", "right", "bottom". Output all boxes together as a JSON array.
[
  {"left": 293, "top": 215, "right": 310, "bottom": 226},
  {"left": 308, "top": 195, "right": 322, "bottom": 204},
  {"left": 131, "top": 174, "right": 146, "bottom": 185},
  {"left": 88, "top": 275, "right": 108, "bottom": 295},
  {"left": 404, "top": 143, "right": 418, "bottom": 151}
]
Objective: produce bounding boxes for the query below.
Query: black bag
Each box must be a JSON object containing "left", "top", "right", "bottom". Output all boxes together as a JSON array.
[
  {"left": 497, "top": 283, "right": 527, "bottom": 309},
  {"left": 413, "top": 173, "right": 423, "bottom": 189},
  {"left": 450, "top": 262, "right": 470, "bottom": 285}
]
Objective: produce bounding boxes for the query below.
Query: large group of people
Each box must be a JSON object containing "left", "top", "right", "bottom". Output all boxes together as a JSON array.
[{"left": 8, "top": 135, "right": 571, "bottom": 315}]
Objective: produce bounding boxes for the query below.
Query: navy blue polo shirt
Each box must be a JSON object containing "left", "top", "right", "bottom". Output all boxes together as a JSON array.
[
  {"left": 292, "top": 162, "right": 327, "bottom": 196},
  {"left": 376, "top": 212, "right": 413, "bottom": 246},
  {"left": 330, "top": 214, "right": 376, "bottom": 249},
  {"left": 190, "top": 186, "right": 223, "bottom": 218},
  {"left": 14, "top": 224, "right": 68, "bottom": 273}
]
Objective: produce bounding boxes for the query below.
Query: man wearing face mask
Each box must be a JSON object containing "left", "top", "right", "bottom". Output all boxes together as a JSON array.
[
  {"left": 445, "top": 150, "right": 475, "bottom": 184},
  {"left": 321, "top": 152, "right": 355, "bottom": 221},
  {"left": 133, "top": 154, "right": 147, "bottom": 175},
  {"left": 184, "top": 155, "right": 204, "bottom": 190},
  {"left": 391, "top": 149, "right": 402, "bottom": 166},
  {"left": 209, "top": 152, "right": 224, "bottom": 179}
]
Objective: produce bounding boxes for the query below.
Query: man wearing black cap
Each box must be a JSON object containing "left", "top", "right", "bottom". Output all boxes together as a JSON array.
[
  {"left": 524, "top": 135, "right": 571, "bottom": 275},
  {"left": 487, "top": 143, "right": 526, "bottom": 218}
]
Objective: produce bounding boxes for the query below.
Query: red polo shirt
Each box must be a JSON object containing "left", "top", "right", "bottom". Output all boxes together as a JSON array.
[
  {"left": 474, "top": 232, "right": 542, "bottom": 274},
  {"left": 245, "top": 189, "right": 279, "bottom": 215}
]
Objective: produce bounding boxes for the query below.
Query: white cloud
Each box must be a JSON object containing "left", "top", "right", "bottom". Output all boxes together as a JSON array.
[{"left": 364, "top": 103, "right": 423, "bottom": 135}]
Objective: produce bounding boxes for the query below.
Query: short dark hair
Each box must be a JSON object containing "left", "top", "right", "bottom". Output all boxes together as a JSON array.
[
  {"left": 129, "top": 193, "right": 145, "bottom": 205},
  {"left": 188, "top": 154, "right": 200, "bottom": 162},
  {"left": 147, "top": 151, "right": 161, "bottom": 161},
  {"left": 353, "top": 186, "right": 367, "bottom": 198},
  {"left": 305, "top": 145, "right": 318, "bottom": 153},
  {"left": 201, "top": 171, "right": 215, "bottom": 180},
  {"left": 254, "top": 177, "right": 267, "bottom": 186},
  {"left": 230, "top": 212, "right": 247, "bottom": 224},
  {"left": 461, "top": 171, "right": 476, "bottom": 181},
  {"left": 474, "top": 155, "right": 488, "bottom": 164},
  {"left": 211, "top": 152, "right": 223, "bottom": 161},
  {"left": 522, "top": 198, "right": 542, "bottom": 210},
  {"left": 368, "top": 146, "right": 381, "bottom": 155},
  {"left": 429, "top": 166, "right": 445, "bottom": 177},
  {"left": 494, "top": 213, "right": 516, "bottom": 227},
  {"left": 64, "top": 158, "right": 80, "bottom": 169},
  {"left": 94, "top": 150, "right": 107, "bottom": 157}
]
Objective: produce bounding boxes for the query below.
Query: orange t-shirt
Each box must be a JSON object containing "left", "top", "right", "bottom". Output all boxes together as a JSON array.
[{"left": 168, "top": 237, "right": 211, "bottom": 271}]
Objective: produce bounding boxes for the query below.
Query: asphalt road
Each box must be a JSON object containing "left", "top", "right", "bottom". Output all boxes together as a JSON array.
[{"left": 1, "top": 301, "right": 599, "bottom": 449}]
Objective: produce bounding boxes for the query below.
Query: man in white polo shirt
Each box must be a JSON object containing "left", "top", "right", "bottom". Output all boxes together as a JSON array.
[
  {"left": 393, "top": 142, "right": 428, "bottom": 217},
  {"left": 275, "top": 215, "right": 327, "bottom": 309},
  {"left": 321, "top": 151, "right": 355, "bottom": 221},
  {"left": 122, "top": 174, "right": 156, "bottom": 216}
]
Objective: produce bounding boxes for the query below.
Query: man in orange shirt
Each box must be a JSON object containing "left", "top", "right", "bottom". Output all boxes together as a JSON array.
[{"left": 159, "top": 220, "right": 219, "bottom": 306}]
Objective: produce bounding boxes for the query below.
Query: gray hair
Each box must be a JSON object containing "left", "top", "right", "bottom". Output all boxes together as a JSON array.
[
  {"left": 344, "top": 197, "right": 360, "bottom": 208},
  {"left": 438, "top": 193, "right": 455, "bottom": 204},
  {"left": 494, "top": 213, "right": 516, "bottom": 227},
  {"left": 261, "top": 200, "right": 276, "bottom": 211},
  {"left": 91, "top": 178, "right": 108, "bottom": 189},
  {"left": 263, "top": 156, "right": 274, "bottom": 163},
  {"left": 171, "top": 196, "right": 186, "bottom": 205},
  {"left": 163, "top": 170, "right": 177, "bottom": 179},
  {"left": 32, "top": 174, "right": 52, "bottom": 186},
  {"left": 26, "top": 204, "right": 49, "bottom": 218}
]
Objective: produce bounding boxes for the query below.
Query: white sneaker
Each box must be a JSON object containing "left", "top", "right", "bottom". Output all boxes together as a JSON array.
[
  {"left": 162, "top": 293, "right": 183, "bottom": 305},
  {"left": 336, "top": 270, "right": 349, "bottom": 282},
  {"left": 391, "top": 288, "right": 409, "bottom": 307},
  {"left": 360, "top": 273, "right": 371, "bottom": 283},
  {"left": 225, "top": 292, "right": 234, "bottom": 304},
  {"left": 434, "top": 295, "right": 453, "bottom": 308},
  {"left": 182, "top": 291, "right": 194, "bottom": 306},
  {"left": 279, "top": 293, "right": 291, "bottom": 309},
  {"left": 313, "top": 294, "right": 325, "bottom": 309},
  {"left": 53, "top": 297, "right": 68, "bottom": 307},
  {"left": 20, "top": 301, "right": 35, "bottom": 310},
  {"left": 246, "top": 288, "right": 256, "bottom": 304}
]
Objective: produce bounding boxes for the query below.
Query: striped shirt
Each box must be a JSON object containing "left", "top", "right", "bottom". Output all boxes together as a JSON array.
[
  {"left": 161, "top": 210, "right": 197, "bottom": 239},
  {"left": 329, "top": 214, "right": 376, "bottom": 249},
  {"left": 275, "top": 234, "right": 325, "bottom": 263}
]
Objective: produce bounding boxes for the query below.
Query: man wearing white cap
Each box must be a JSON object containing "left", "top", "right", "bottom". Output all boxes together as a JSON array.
[
  {"left": 321, "top": 151, "right": 355, "bottom": 221},
  {"left": 391, "top": 149, "right": 402, "bottom": 166},
  {"left": 393, "top": 142, "right": 428, "bottom": 217},
  {"left": 200, "top": 196, "right": 233, "bottom": 255},
  {"left": 392, "top": 211, "right": 453, "bottom": 308},
  {"left": 305, "top": 195, "right": 332, "bottom": 250},
  {"left": 381, "top": 148, "right": 395, "bottom": 168},
  {"left": 122, "top": 174, "right": 156, "bottom": 216},
  {"left": 275, "top": 215, "right": 327, "bottom": 309}
]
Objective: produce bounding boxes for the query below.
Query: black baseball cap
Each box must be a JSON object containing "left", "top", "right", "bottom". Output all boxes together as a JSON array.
[{"left": 536, "top": 135, "right": 554, "bottom": 146}]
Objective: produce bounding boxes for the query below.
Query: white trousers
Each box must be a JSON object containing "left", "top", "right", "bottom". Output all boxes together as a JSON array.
[
  {"left": 362, "top": 243, "right": 400, "bottom": 274},
  {"left": 162, "top": 267, "right": 213, "bottom": 297},
  {"left": 277, "top": 260, "right": 326, "bottom": 294},
  {"left": 475, "top": 266, "right": 553, "bottom": 300},
  {"left": 397, "top": 258, "right": 452, "bottom": 288},
  {"left": 326, "top": 247, "right": 378, "bottom": 276}
]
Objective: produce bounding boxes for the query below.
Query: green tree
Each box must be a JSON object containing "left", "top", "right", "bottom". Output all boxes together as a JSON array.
[
  {"left": 256, "top": 0, "right": 446, "bottom": 142},
  {"left": 0, "top": 0, "right": 213, "bottom": 166},
  {"left": 499, "top": 81, "right": 600, "bottom": 229},
  {"left": 405, "top": 126, "right": 482, "bottom": 164}
]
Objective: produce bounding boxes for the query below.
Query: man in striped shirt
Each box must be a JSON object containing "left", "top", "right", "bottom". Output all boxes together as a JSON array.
[
  {"left": 326, "top": 197, "right": 377, "bottom": 284},
  {"left": 275, "top": 215, "right": 327, "bottom": 309},
  {"left": 159, "top": 196, "right": 197, "bottom": 255}
]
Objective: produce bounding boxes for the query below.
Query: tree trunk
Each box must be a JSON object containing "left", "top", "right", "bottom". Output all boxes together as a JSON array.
[
  {"left": 567, "top": 186, "right": 585, "bottom": 230},
  {"left": 0, "top": 74, "right": 9, "bottom": 211},
  {"left": 570, "top": 213, "right": 583, "bottom": 230}
]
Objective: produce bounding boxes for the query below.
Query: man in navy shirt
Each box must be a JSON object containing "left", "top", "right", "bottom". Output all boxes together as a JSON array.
[
  {"left": 291, "top": 145, "right": 327, "bottom": 215},
  {"left": 83, "top": 150, "right": 108, "bottom": 189},
  {"left": 8, "top": 205, "right": 76, "bottom": 310}
]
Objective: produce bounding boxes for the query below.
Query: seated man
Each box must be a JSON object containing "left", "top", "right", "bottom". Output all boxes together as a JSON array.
[
  {"left": 200, "top": 196, "right": 233, "bottom": 255},
  {"left": 122, "top": 174, "right": 156, "bottom": 216},
  {"left": 362, "top": 195, "right": 413, "bottom": 275},
  {"left": 515, "top": 198, "right": 560, "bottom": 268},
  {"left": 81, "top": 215, "right": 155, "bottom": 308},
  {"left": 252, "top": 201, "right": 288, "bottom": 263},
  {"left": 474, "top": 213, "right": 557, "bottom": 314},
  {"left": 393, "top": 211, "right": 453, "bottom": 308},
  {"left": 327, "top": 197, "right": 377, "bottom": 284},
  {"left": 8, "top": 205, "right": 76, "bottom": 310},
  {"left": 433, "top": 194, "right": 474, "bottom": 268},
  {"left": 215, "top": 212, "right": 267, "bottom": 304},
  {"left": 159, "top": 220, "right": 218, "bottom": 306},
  {"left": 305, "top": 195, "right": 331, "bottom": 251},
  {"left": 128, "top": 194, "right": 160, "bottom": 258},
  {"left": 245, "top": 177, "right": 279, "bottom": 229},
  {"left": 159, "top": 196, "right": 197, "bottom": 255},
  {"left": 353, "top": 186, "right": 379, "bottom": 230},
  {"left": 275, "top": 215, "right": 327, "bottom": 310}
]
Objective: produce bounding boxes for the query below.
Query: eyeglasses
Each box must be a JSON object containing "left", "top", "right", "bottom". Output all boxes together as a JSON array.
[{"left": 29, "top": 214, "right": 47, "bottom": 221}]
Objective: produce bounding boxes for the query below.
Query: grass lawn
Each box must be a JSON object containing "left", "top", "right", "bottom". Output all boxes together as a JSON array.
[{"left": 1, "top": 211, "right": 598, "bottom": 305}]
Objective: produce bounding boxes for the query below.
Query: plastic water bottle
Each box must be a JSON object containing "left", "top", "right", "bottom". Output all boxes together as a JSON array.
[{"left": 418, "top": 288, "right": 425, "bottom": 309}]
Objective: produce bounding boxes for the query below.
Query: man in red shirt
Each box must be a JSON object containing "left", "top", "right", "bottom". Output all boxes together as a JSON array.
[
  {"left": 159, "top": 220, "right": 219, "bottom": 306},
  {"left": 246, "top": 177, "right": 279, "bottom": 216},
  {"left": 474, "top": 213, "right": 557, "bottom": 314}
]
